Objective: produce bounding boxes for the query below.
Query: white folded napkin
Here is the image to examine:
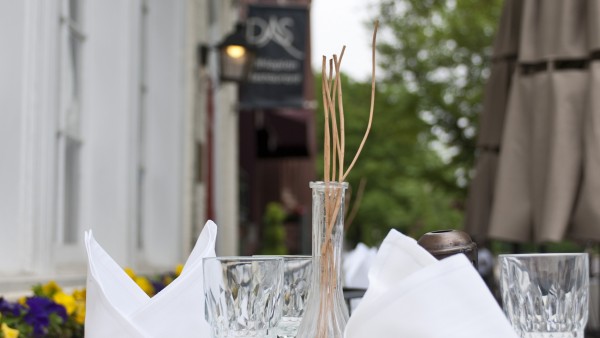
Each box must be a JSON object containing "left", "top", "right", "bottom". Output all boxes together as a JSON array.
[
  {"left": 84, "top": 220, "right": 217, "bottom": 338},
  {"left": 343, "top": 242, "right": 377, "bottom": 289},
  {"left": 345, "top": 230, "right": 519, "bottom": 338}
]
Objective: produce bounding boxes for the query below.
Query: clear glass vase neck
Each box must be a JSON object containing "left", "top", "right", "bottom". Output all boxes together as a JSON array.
[{"left": 296, "top": 181, "right": 349, "bottom": 338}]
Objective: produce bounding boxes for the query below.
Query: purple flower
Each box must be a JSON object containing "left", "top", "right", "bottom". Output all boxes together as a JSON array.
[
  {"left": 0, "top": 297, "right": 24, "bottom": 316},
  {"left": 151, "top": 279, "right": 166, "bottom": 294},
  {"left": 24, "top": 296, "right": 67, "bottom": 336}
]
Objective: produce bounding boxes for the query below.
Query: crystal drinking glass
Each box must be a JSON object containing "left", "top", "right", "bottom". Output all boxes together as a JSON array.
[
  {"left": 277, "top": 256, "right": 313, "bottom": 338},
  {"left": 499, "top": 253, "right": 589, "bottom": 338},
  {"left": 203, "top": 256, "right": 284, "bottom": 338}
]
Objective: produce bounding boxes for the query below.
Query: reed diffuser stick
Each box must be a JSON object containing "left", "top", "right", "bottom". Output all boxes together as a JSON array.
[
  {"left": 313, "top": 20, "right": 378, "bottom": 338},
  {"left": 342, "top": 22, "right": 378, "bottom": 182}
]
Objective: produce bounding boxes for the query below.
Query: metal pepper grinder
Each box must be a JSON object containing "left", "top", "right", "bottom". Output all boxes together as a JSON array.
[{"left": 417, "top": 229, "right": 478, "bottom": 268}]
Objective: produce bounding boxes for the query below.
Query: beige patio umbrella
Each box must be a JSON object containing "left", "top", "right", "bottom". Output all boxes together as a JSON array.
[
  {"left": 464, "top": 0, "right": 520, "bottom": 243},
  {"left": 466, "top": 0, "right": 600, "bottom": 243}
]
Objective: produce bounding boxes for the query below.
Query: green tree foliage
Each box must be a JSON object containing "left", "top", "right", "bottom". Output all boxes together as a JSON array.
[
  {"left": 376, "top": 0, "right": 502, "bottom": 190},
  {"left": 314, "top": 0, "right": 503, "bottom": 246},
  {"left": 315, "top": 74, "right": 463, "bottom": 246},
  {"left": 260, "top": 202, "right": 288, "bottom": 255}
]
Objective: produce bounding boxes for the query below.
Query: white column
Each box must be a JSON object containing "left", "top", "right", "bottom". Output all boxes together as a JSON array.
[
  {"left": 15, "top": 0, "right": 60, "bottom": 275},
  {"left": 82, "top": 0, "right": 136, "bottom": 266},
  {"left": 210, "top": 0, "right": 240, "bottom": 256},
  {"left": 214, "top": 83, "right": 240, "bottom": 256},
  {"left": 140, "top": 0, "right": 186, "bottom": 268},
  {"left": 181, "top": 0, "right": 202, "bottom": 259},
  {"left": 0, "top": 0, "right": 26, "bottom": 275}
]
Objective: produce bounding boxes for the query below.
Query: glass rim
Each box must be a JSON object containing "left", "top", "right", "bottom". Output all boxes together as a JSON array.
[
  {"left": 310, "top": 181, "right": 349, "bottom": 188},
  {"left": 498, "top": 253, "right": 588, "bottom": 258},
  {"left": 252, "top": 254, "right": 312, "bottom": 260},
  {"left": 203, "top": 256, "right": 284, "bottom": 262}
]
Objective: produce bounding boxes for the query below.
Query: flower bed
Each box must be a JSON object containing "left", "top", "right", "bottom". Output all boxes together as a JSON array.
[{"left": 0, "top": 265, "right": 182, "bottom": 338}]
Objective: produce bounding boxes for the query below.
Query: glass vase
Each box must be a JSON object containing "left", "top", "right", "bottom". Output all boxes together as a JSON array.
[{"left": 296, "top": 181, "right": 349, "bottom": 338}]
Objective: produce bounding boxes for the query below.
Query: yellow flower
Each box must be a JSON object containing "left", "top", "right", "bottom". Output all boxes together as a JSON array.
[
  {"left": 134, "top": 276, "right": 155, "bottom": 296},
  {"left": 68, "top": 288, "right": 87, "bottom": 324},
  {"left": 1, "top": 323, "right": 20, "bottom": 338},
  {"left": 72, "top": 288, "right": 86, "bottom": 301},
  {"left": 17, "top": 297, "right": 26, "bottom": 306},
  {"left": 175, "top": 264, "right": 184, "bottom": 277},
  {"left": 41, "top": 280, "right": 62, "bottom": 297},
  {"left": 53, "top": 292, "right": 76, "bottom": 315},
  {"left": 124, "top": 267, "right": 136, "bottom": 279},
  {"left": 74, "top": 300, "right": 86, "bottom": 324}
]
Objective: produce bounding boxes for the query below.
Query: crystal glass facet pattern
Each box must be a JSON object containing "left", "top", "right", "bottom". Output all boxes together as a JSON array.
[
  {"left": 203, "top": 257, "right": 284, "bottom": 338},
  {"left": 277, "top": 256, "right": 313, "bottom": 338},
  {"left": 499, "top": 253, "right": 589, "bottom": 338}
]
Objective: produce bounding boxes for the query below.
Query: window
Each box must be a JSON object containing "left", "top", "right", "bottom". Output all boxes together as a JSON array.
[
  {"left": 56, "top": 0, "right": 84, "bottom": 247},
  {"left": 136, "top": 0, "right": 149, "bottom": 250}
]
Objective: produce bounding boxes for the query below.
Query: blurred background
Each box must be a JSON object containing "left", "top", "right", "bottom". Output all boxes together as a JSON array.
[{"left": 4, "top": 0, "right": 599, "bottom": 313}]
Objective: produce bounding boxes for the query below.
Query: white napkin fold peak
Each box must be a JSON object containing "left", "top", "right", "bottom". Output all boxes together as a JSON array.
[
  {"left": 345, "top": 229, "right": 519, "bottom": 338},
  {"left": 84, "top": 220, "right": 217, "bottom": 338}
]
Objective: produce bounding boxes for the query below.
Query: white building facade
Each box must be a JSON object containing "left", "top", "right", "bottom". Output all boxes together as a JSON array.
[{"left": 0, "top": 0, "right": 240, "bottom": 293}]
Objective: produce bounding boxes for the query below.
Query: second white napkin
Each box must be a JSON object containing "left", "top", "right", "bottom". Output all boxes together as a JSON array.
[
  {"left": 84, "top": 220, "right": 217, "bottom": 338},
  {"left": 345, "top": 229, "right": 519, "bottom": 338}
]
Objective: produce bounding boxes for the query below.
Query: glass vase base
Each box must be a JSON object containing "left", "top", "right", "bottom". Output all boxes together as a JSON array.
[
  {"left": 521, "top": 331, "right": 584, "bottom": 338},
  {"left": 212, "top": 329, "right": 275, "bottom": 338}
]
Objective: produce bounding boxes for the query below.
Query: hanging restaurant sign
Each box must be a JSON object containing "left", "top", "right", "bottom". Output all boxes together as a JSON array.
[{"left": 239, "top": 5, "right": 308, "bottom": 109}]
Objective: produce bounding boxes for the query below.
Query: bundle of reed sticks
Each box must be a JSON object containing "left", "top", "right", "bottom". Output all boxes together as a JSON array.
[{"left": 316, "top": 20, "right": 378, "bottom": 336}]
